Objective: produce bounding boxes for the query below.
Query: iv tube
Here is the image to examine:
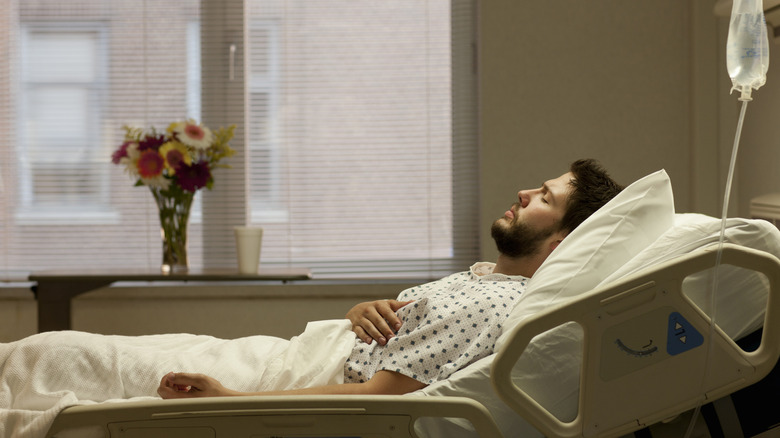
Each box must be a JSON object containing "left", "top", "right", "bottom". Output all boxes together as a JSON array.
[
  {"left": 683, "top": 99, "right": 750, "bottom": 438},
  {"left": 684, "top": 1, "right": 767, "bottom": 435}
]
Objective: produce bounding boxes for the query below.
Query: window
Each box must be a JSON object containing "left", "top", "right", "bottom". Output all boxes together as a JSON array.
[
  {"left": 0, "top": 0, "right": 478, "bottom": 279},
  {"left": 17, "top": 25, "right": 111, "bottom": 222}
]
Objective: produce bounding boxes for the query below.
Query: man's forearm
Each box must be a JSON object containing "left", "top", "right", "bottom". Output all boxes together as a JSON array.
[{"left": 159, "top": 370, "right": 426, "bottom": 399}]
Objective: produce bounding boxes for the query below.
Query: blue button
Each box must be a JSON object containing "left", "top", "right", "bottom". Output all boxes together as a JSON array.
[{"left": 667, "top": 312, "right": 704, "bottom": 356}]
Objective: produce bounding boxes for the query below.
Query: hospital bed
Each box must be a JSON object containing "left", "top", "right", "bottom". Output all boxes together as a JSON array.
[
  {"left": 42, "top": 242, "right": 780, "bottom": 438},
  {"left": 39, "top": 170, "right": 780, "bottom": 437}
]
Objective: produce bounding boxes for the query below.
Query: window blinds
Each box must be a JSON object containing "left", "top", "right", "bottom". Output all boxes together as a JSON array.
[{"left": 0, "top": 0, "right": 478, "bottom": 280}]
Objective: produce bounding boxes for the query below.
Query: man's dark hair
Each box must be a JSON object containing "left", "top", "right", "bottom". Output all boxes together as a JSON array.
[{"left": 559, "top": 159, "right": 623, "bottom": 235}]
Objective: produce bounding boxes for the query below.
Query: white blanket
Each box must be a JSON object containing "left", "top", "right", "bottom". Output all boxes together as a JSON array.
[{"left": 0, "top": 319, "right": 355, "bottom": 438}]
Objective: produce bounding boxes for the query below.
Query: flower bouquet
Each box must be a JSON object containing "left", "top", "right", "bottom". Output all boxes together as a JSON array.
[{"left": 112, "top": 120, "right": 235, "bottom": 272}]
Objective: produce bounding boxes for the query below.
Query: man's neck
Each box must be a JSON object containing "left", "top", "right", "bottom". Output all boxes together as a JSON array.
[{"left": 492, "top": 253, "right": 545, "bottom": 278}]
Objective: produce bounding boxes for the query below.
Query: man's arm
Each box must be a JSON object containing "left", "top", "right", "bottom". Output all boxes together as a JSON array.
[
  {"left": 345, "top": 299, "right": 412, "bottom": 345},
  {"left": 157, "top": 370, "right": 426, "bottom": 399}
]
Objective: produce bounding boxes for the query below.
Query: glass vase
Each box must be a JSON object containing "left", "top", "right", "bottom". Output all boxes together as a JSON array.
[{"left": 150, "top": 185, "right": 195, "bottom": 273}]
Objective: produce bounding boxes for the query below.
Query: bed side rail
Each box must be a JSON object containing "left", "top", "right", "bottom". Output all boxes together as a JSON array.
[
  {"left": 492, "top": 243, "right": 780, "bottom": 438},
  {"left": 46, "top": 394, "right": 503, "bottom": 438}
]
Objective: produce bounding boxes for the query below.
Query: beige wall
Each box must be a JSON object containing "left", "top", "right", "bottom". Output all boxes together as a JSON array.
[
  {"left": 479, "top": 0, "right": 689, "bottom": 260},
  {"left": 738, "top": 48, "right": 780, "bottom": 216}
]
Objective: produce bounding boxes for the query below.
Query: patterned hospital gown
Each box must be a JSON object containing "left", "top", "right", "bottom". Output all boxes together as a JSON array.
[{"left": 344, "top": 262, "right": 528, "bottom": 385}]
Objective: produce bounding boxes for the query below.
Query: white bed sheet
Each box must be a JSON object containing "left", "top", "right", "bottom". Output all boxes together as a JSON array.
[{"left": 0, "top": 319, "right": 355, "bottom": 438}]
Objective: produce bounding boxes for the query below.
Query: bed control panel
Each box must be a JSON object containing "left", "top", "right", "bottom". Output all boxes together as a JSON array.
[{"left": 599, "top": 306, "right": 703, "bottom": 381}]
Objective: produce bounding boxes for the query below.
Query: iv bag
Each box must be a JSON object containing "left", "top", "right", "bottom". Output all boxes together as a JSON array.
[{"left": 726, "top": 0, "right": 770, "bottom": 100}]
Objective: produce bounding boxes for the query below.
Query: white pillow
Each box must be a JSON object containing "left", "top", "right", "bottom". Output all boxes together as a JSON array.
[
  {"left": 496, "top": 169, "right": 676, "bottom": 348},
  {"left": 415, "top": 169, "right": 676, "bottom": 438},
  {"left": 601, "top": 213, "right": 780, "bottom": 340}
]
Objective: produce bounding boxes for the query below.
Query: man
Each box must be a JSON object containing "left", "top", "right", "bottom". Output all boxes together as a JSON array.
[{"left": 158, "top": 158, "right": 623, "bottom": 399}]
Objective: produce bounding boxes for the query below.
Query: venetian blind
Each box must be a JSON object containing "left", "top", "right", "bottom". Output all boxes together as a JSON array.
[{"left": 0, "top": 0, "right": 478, "bottom": 280}]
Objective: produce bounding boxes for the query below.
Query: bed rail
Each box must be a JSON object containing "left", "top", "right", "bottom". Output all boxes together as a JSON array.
[
  {"left": 46, "top": 394, "right": 503, "bottom": 438},
  {"left": 492, "top": 243, "right": 780, "bottom": 438}
]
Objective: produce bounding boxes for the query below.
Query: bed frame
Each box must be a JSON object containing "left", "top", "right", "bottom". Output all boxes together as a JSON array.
[{"left": 45, "top": 243, "right": 780, "bottom": 438}]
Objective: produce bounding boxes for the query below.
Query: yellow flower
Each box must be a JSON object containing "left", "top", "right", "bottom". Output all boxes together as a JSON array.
[{"left": 159, "top": 141, "right": 192, "bottom": 174}]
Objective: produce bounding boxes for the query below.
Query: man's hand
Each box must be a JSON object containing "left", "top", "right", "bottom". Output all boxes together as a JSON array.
[
  {"left": 345, "top": 299, "right": 412, "bottom": 345},
  {"left": 157, "top": 372, "right": 239, "bottom": 399}
]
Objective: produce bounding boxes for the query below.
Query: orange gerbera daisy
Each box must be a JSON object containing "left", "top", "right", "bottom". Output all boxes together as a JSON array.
[{"left": 136, "top": 149, "right": 165, "bottom": 178}]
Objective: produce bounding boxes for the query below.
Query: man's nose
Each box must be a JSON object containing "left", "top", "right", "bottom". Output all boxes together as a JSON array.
[{"left": 517, "top": 189, "right": 534, "bottom": 208}]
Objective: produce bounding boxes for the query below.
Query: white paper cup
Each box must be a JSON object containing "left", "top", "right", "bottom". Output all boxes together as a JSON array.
[{"left": 234, "top": 226, "right": 264, "bottom": 274}]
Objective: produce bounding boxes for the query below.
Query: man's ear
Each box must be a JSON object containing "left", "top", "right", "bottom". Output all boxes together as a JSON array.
[{"left": 548, "top": 230, "right": 568, "bottom": 252}]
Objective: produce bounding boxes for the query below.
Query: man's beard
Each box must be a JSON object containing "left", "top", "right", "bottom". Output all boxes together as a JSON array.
[{"left": 490, "top": 217, "right": 556, "bottom": 259}]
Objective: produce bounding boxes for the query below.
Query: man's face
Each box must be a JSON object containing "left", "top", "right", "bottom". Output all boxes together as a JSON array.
[{"left": 491, "top": 172, "right": 573, "bottom": 258}]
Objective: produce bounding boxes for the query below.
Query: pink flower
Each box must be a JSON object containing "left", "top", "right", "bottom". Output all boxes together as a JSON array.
[
  {"left": 137, "top": 150, "right": 165, "bottom": 178},
  {"left": 111, "top": 141, "right": 132, "bottom": 164},
  {"left": 176, "top": 161, "right": 212, "bottom": 192},
  {"left": 173, "top": 121, "right": 214, "bottom": 150}
]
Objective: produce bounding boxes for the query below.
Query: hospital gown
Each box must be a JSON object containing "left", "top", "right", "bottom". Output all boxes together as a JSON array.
[{"left": 344, "top": 262, "right": 528, "bottom": 385}]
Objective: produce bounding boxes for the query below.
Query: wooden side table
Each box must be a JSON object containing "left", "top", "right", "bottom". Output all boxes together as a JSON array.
[{"left": 29, "top": 268, "right": 312, "bottom": 332}]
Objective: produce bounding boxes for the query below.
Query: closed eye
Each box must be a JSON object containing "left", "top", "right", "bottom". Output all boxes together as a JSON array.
[
  {"left": 540, "top": 185, "right": 549, "bottom": 204},
  {"left": 541, "top": 183, "right": 554, "bottom": 206}
]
